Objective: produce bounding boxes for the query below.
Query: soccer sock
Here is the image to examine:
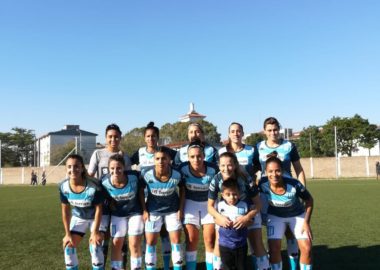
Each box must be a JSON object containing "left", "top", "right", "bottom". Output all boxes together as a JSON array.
[
  {"left": 102, "top": 240, "right": 109, "bottom": 267},
  {"left": 300, "top": 263, "right": 312, "bottom": 270},
  {"left": 271, "top": 262, "right": 283, "bottom": 270},
  {"left": 161, "top": 236, "right": 171, "bottom": 270},
  {"left": 256, "top": 255, "right": 271, "bottom": 270},
  {"left": 287, "top": 239, "right": 299, "bottom": 270},
  {"left": 111, "top": 260, "right": 123, "bottom": 270},
  {"left": 205, "top": 252, "right": 213, "bottom": 270},
  {"left": 213, "top": 255, "right": 222, "bottom": 270},
  {"left": 171, "top": 243, "right": 183, "bottom": 270},
  {"left": 249, "top": 241, "right": 258, "bottom": 270},
  {"left": 122, "top": 241, "right": 128, "bottom": 269},
  {"left": 185, "top": 251, "right": 197, "bottom": 270},
  {"left": 89, "top": 244, "right": 105, "bottom": 270},
  {"left": 64, "top": 246, "right": 78, "bottom": 270},
  {"left": 145, "top": 245, "right": 157, "bottom": 270},
  {"left": 130, "top": 256, "right": 142, "bottom": 270}
]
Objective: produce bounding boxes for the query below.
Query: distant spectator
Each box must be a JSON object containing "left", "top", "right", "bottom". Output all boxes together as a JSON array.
[
  {"left": 31, "top": 170, "right": 38, "bottom": 185},
  {"left": 376, "top": 162, "right": 380, "bottom": 180},
  {"left": 41, "top": 170, "right": 47, "bottom": 185}
]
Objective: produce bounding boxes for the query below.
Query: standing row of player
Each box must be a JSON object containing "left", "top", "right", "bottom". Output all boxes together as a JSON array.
[{"left": 59, "top": 118, "right": 314, "bottom": 270}]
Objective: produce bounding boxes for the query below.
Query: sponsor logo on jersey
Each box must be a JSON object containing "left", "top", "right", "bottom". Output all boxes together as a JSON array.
[
  {"left": 113, "top": 193, "right": 135, "bottom": 201},
  {"left": 69, "top": 199, "right": 92, "bottom": 207},
  {"left": 150, "top": 187, "right": 175, "bottom": 196},
  {"left": 186, "top": 183, "right": 209, "bottom": 191}
]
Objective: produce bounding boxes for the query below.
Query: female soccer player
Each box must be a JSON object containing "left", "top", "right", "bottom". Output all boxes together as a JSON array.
[
  {"left": 258, "top": 156, "right": 313, "bottom": 270},
  {"left": 88, "top": 123, "right": 132, "bottom": 267},
  {"left": 130, "top": 122, "right": 176, "bottom": 270},
  {"left": 175, "top": 122, "right": 218, "bottom": 165},
  {"left": 218, "top": 122, "right": 257, "bottom": 178},
  {"left": 178, "top": 140, "right": 219, "bottom": 270},
  {"left": 59, "top": 154, "right": 105, "bottom": 270},
  {"left": 101, "top": 154, "right": 144, "bottom": 270},
  {"left": 207, "top": 152, "right": 270, "bottom": 270},
  {"left": 140, "top": 147, "right": 185, "bottom": 270},
  {"left": 88, "top": 123, "right": 131, "bottom": 179},
  {"left": 255, "top": 117, "right": 306, "bottom": 270}
]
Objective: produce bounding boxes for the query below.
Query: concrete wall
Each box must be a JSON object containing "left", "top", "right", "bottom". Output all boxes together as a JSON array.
[
  {"left": 299, "top": 156, "right": 380, "bottom": 179},
  {"left": 1, "top": 155, "right": 380, "bottom": 185}
]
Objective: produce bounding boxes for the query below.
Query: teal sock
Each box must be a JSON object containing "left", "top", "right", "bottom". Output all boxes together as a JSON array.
[
  {"left": 205, "top": 252, "right": 213, "bottom": 270},
  {"left": 251, "top": 255, "right": 258, "bottom": 270},
  {"left": 300, "top": 263, "right": 312, "bottom": 270},
  {"left": 271, "top": 262, "right": 283, "bottom": 270},
  {"left": 186, "top": 251, "right": 197, "bottom": 270}
]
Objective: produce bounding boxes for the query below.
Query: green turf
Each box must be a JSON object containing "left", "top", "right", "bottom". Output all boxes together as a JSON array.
[{"left": 0, "top": 180, "right": 379, "bottom": 269}]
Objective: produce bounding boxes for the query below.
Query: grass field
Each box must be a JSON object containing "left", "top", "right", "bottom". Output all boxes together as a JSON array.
[{"left": 0, "top": 179, "right": 379, "bottom": 269}]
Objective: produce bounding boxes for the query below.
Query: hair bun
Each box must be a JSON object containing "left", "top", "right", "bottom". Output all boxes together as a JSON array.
[{"left": 147, "top": 121, "right": 155, "bottom": 127}]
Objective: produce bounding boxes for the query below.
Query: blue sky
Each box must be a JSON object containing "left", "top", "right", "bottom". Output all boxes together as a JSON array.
[{"left": 1, "top": 0, "right": 379, "bottom": 143}]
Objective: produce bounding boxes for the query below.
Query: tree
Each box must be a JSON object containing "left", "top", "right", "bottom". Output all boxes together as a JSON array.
[
  {"left": 295, "top": 126, "right": 330, "bottom": 157},
  {"left": 50, "top": 141, "right": 76, "bottom": 165},
  {"left": 358, "top": 124, "right": 380, "bottom": 156},
  {"left": 244, "top": 132, "right": 265, "bottom": 146},
  {"left": 120, "top": 127, "right": 146, "bottom": 156},
  {"left": 0, "top": 128, "right": 35, "bottom": 167},
  {"left": 160, "top": 120, "right": 221, "bottom": 145},
  {"left": 323, "top": 114, "right": 373, "bottom": 157}
]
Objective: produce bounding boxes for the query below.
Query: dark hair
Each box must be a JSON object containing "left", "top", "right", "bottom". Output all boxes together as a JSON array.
[
  {"left": 263, "top": 117, "right": 281, "bottom": 129},
  {"left": 144, "top": 121, "right": 159, "bottom": 138},
  {"left": 226, "top": 122, "right": 244, "bottom": 152},
  {"left": 106, "top": 123, "right": 122, "bottom": 136},
  {"left": 66, "top": 154, "right": 87, "bottom": 179},
  {"left": 266, "top": 150, "right": 278, "bottom": 159},
  {"left": 219, "top": 152, "right": 248, "bottom": 182},
  {"left": 187, "top": 138, "right": 205, "bottom": 155},
  {"left": 221, "top": 178, "right": 239, "bottom": 192},
  {"left": 265, "top": 156, "right": 282, "bottom": 170},
  {"left": 155, "top": 146, "right": 173, "bottom": 160},
  {"left": 108, "top": 153, "right": 125, "bottom": 167}
]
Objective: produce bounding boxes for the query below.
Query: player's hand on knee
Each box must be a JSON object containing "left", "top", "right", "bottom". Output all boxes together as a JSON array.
[
  {"left": 63, "top": 234, "right": 73, "bottom": 249},
  {"left": 90, "top": 231, "right": 103, "bottom": 246},
  {"left": 302, "top": 222, "right": 313, "bottom": 241}
]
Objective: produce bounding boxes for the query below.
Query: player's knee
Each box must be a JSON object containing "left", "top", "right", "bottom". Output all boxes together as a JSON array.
[{"left": 299, "top": 240, "right": 312, "bottom": 258}]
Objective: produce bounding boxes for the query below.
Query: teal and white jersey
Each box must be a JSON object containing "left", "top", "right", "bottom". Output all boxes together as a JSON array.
[
  {"left": 255, "top": 139, "right": 300, "bottom": 178},
  {"left": 218, "top": 144, "right": 257, "bottom": 177},
  {"left": 59, "top": 178, "right": 104, "bottom": 220},
  {"left": 258, "top": 176, "right": 311, "bottom": 218},
  {"left": 142, "top": 167, "right": 184, "bottom": 215},
  {"left": 131, "top": 147, "right": 155, "bottom": 175},
  {"left": 88, "top": 148, "right": 132, "bottom": 180},
  {"left": 131, "top": 147, "right": 177, "bottom": 175},
  {"left": 175, "top": 143, "right": 218, "bottom": 165},
  {"left": 178, "top": 161, "right": 219, "bottom": 202},
  {"left": 208, "top": 173, "right": 258, "bottom": 203},
  {"left": 101, "top": 170, "right": 142, "bottom": 217}
]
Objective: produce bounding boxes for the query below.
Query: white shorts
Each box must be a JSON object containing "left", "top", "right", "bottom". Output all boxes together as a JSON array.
[
  {"left": 248, "top": 212, "right": 262, "bottom": 230},
  {"left": 183, "top": 199, "right": 214, "bottom": 228},
  {"left": 260, "top": 193, "right": 269, "bottom": 225},
  {"left": 266, "top": 213, "right": 308, "bottom": 240},
  {"left": 70, "top": 216, "right": 108, "bottom": 235},
  {"left": 100, "top": 215, "right": 110, "bottom": 231},
  {"left": 145, "top": 212, "right": 182, "bottom": 233},
  {"left": 110, "top": 215, "right": 144, "bottom": 237}
]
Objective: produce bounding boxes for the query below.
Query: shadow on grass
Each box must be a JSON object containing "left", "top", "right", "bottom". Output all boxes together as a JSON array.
[
  {"left": 312, "top": 244, "right": 380, "bottom": 270},
  {"left": 156, "top": 244, "right": 380, "bottom": 269}
]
